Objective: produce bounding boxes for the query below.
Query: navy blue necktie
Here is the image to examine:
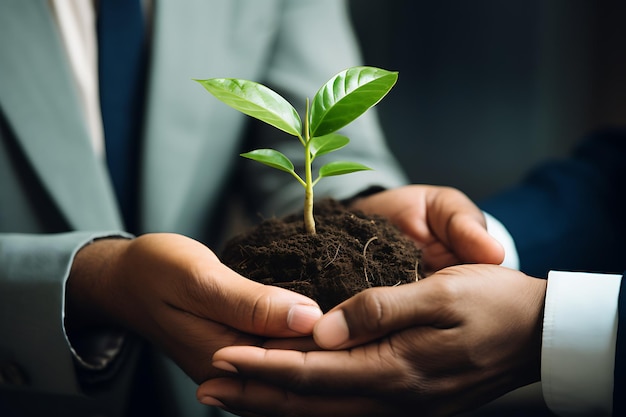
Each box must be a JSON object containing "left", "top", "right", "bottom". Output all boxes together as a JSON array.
[{"left": 97, "top": 0, "right": 146, "bottom": 233}]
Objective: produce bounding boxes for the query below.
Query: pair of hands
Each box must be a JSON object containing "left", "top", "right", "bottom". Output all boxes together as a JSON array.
[
  {"left": 66, "top": 185, "right": 546, "bottom": 416},
  {"left": 193, "top": 186, "right": 547, "bottom": 416},
  {"left": 200, "top": 265, "right": 546, "bottom": 417}
]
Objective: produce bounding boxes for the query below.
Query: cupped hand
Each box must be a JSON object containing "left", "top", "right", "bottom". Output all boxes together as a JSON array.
[
  {"left": 350, "top": 185, "right": 505, "bottom": 272},
  {"left": 66, "top": 233, "right": 322, "bottom": 383},
  {"left": 196, "top": 264, "right": 546, "bottom": 416}
]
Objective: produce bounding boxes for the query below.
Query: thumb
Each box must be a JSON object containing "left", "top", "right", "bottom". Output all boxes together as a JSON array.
[
  {"left": 313, "top": 280, "right": 443, "bottom": 349},
  {"left": 207, "top": 263, "right": 323, "bottom": 337}
]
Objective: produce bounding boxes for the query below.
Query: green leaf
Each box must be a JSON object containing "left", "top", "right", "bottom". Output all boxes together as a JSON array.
[
  {"left": 319, "top": 161, "right": 373, "bottom": 178},
  {"left": 309, "top": 134, "right": 350, "bottom": 158},
  {"left": 195, "top": 78, "right": 302, "bottom": 137},
  {"left": 240, "top": 149, "right": 295, "bottom": 173},
  {"left": 309, "top": 66, "right": 398, "bottom": 137}
]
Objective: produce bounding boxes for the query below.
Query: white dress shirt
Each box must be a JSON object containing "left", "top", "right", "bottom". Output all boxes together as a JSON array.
[
  {"left": 48, "top": 0, "right": 104, "bottom": 157},
  {"left": 486, "top": 212, "right": 620, "bottom": 416}
]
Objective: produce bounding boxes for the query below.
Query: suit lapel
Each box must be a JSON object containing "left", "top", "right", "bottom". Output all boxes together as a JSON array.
[
  {"left": 0, "top": 1, "right": 122, "bottom": 230},
  {"left": 140, "top": 0, "right": 234, "bottom": 232}
]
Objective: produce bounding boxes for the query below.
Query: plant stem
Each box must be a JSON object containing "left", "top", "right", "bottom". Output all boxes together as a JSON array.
[
  {"left": 304, "top": 147, "right": 315, "bottom": 234},
  {"left": 303, "top": 101, "right": 316, "bottom": 234}
]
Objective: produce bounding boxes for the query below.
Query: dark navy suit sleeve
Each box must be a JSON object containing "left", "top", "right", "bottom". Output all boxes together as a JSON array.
[{"left": 479, "top": 127, "right": 626, "bottom": 278}]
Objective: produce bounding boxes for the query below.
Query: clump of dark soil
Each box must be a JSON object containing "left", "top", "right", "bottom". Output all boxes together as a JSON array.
[{"left": 221, "top": 198, "right": 423, "bottom": 312}]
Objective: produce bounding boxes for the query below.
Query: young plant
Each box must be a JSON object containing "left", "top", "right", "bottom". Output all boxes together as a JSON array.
[{"left": 195, "top": 66, "right": 398, "bottom": 234}]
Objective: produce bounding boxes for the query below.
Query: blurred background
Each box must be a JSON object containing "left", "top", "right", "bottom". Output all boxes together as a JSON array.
[{"left": 348, "top": 0, "right": 626, "bottom": 200}]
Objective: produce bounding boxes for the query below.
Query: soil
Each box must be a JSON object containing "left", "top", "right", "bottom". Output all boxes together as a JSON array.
[{"left": 221, "top": 198, "right": 423, "bottom": 312}]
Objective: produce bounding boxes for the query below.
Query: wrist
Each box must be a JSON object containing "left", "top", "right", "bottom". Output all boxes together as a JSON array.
[
  {"left": 528, "top": 276, "right": 547, "bottom": 381},
  {"left": 65, "top": 237, "right": 132, "bottom": 334}
]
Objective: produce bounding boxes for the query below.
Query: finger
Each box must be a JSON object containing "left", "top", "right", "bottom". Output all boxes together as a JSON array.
[
  {"left": 419, "top": 241, "right": 461, "bottom": 273},
  {"left": 198, "top": 378, "right": 393, "bottom": 417},
  {"left": 194, "top": 261, "right": 323, "bottom": 337},
  {"left": 210, "top": 344, "right": 406, "bottom": 394},
  {"left": 262, "top": 335, "right": 320, "bottom": 351},
  {"left": 419, "top": 221, "right": 500, "bottom": 272},
  {"left": 427, "top": 188, "right": 504, "bottom": 265},
  {"left": 313, "top": 279, "right": 453, "bottom": 349},
  {"left": 154, "top": 308, "right": 262, "bottom": 383},
  {"left": 350, "top": 186, "right": 431, "bottom": 241},
  {"left": 446, "top": 212, "right": 505, "bottom": 265}
]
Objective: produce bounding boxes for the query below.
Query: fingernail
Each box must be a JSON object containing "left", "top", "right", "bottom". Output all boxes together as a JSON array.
[
  {"left": 213, "top": 360, "right": 238, "bottom": 373},
  {"left": 314, "top": 310, "right": 349, "bottom": 349},
  {"left": 287, "top": 304, "right": 323, "bottom": 334},
  {"left": 199, "top": 396, "right": 225, "bottom": 407}
]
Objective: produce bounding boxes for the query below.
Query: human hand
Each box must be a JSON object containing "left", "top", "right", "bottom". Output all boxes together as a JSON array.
[
  {"left": 65, "top": 233, "right": 322, "bottom": 383},
  {"left": 350, "top": 185, "right": 505, "bottom": 272},
  {"left": 196, "top": 264, "right": 546, "bottom": 416}
]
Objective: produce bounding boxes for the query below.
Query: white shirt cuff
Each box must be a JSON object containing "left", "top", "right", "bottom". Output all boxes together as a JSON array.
[
  {"left": 483, "top": 211, "right": 520, "bottom": 270},
  {"left": 542, "top": 270, "right": 620, "bottom": 416}
]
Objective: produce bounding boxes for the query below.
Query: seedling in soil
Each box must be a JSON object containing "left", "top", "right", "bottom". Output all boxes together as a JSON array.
[{"left": 195, "top": 66, "right": 398, "bottom": 234}]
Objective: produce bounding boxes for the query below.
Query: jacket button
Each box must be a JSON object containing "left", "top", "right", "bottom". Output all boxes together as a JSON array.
[{"left": 0, "top": 361, "right": 29, "bottom": 386}]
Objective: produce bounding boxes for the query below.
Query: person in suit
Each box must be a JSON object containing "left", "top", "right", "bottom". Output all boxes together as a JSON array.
[
  {"left": 194, "top": 129, "right": 626, "bottom": 416},
  {"left": 5, "top": 2, "right": 609, "bottom": 417},
  {"left": 0, "top": 1, "right": 445, "bottom": 416}
]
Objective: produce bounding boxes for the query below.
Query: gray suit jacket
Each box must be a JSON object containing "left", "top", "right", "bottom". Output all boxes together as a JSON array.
[{"left": 0, "top": 0, "right": 407, "bottom": 415}]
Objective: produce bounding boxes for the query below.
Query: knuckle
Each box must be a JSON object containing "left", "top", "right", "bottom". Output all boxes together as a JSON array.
[
  {"left": 249, "top": 291, "right": 274, "bottom": 332},
  {"left": 429, "top": 271, "right": 463, "bottom": 302},
  {"left": 351, "top": 288, "right": 393, "bottom": 334}
]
